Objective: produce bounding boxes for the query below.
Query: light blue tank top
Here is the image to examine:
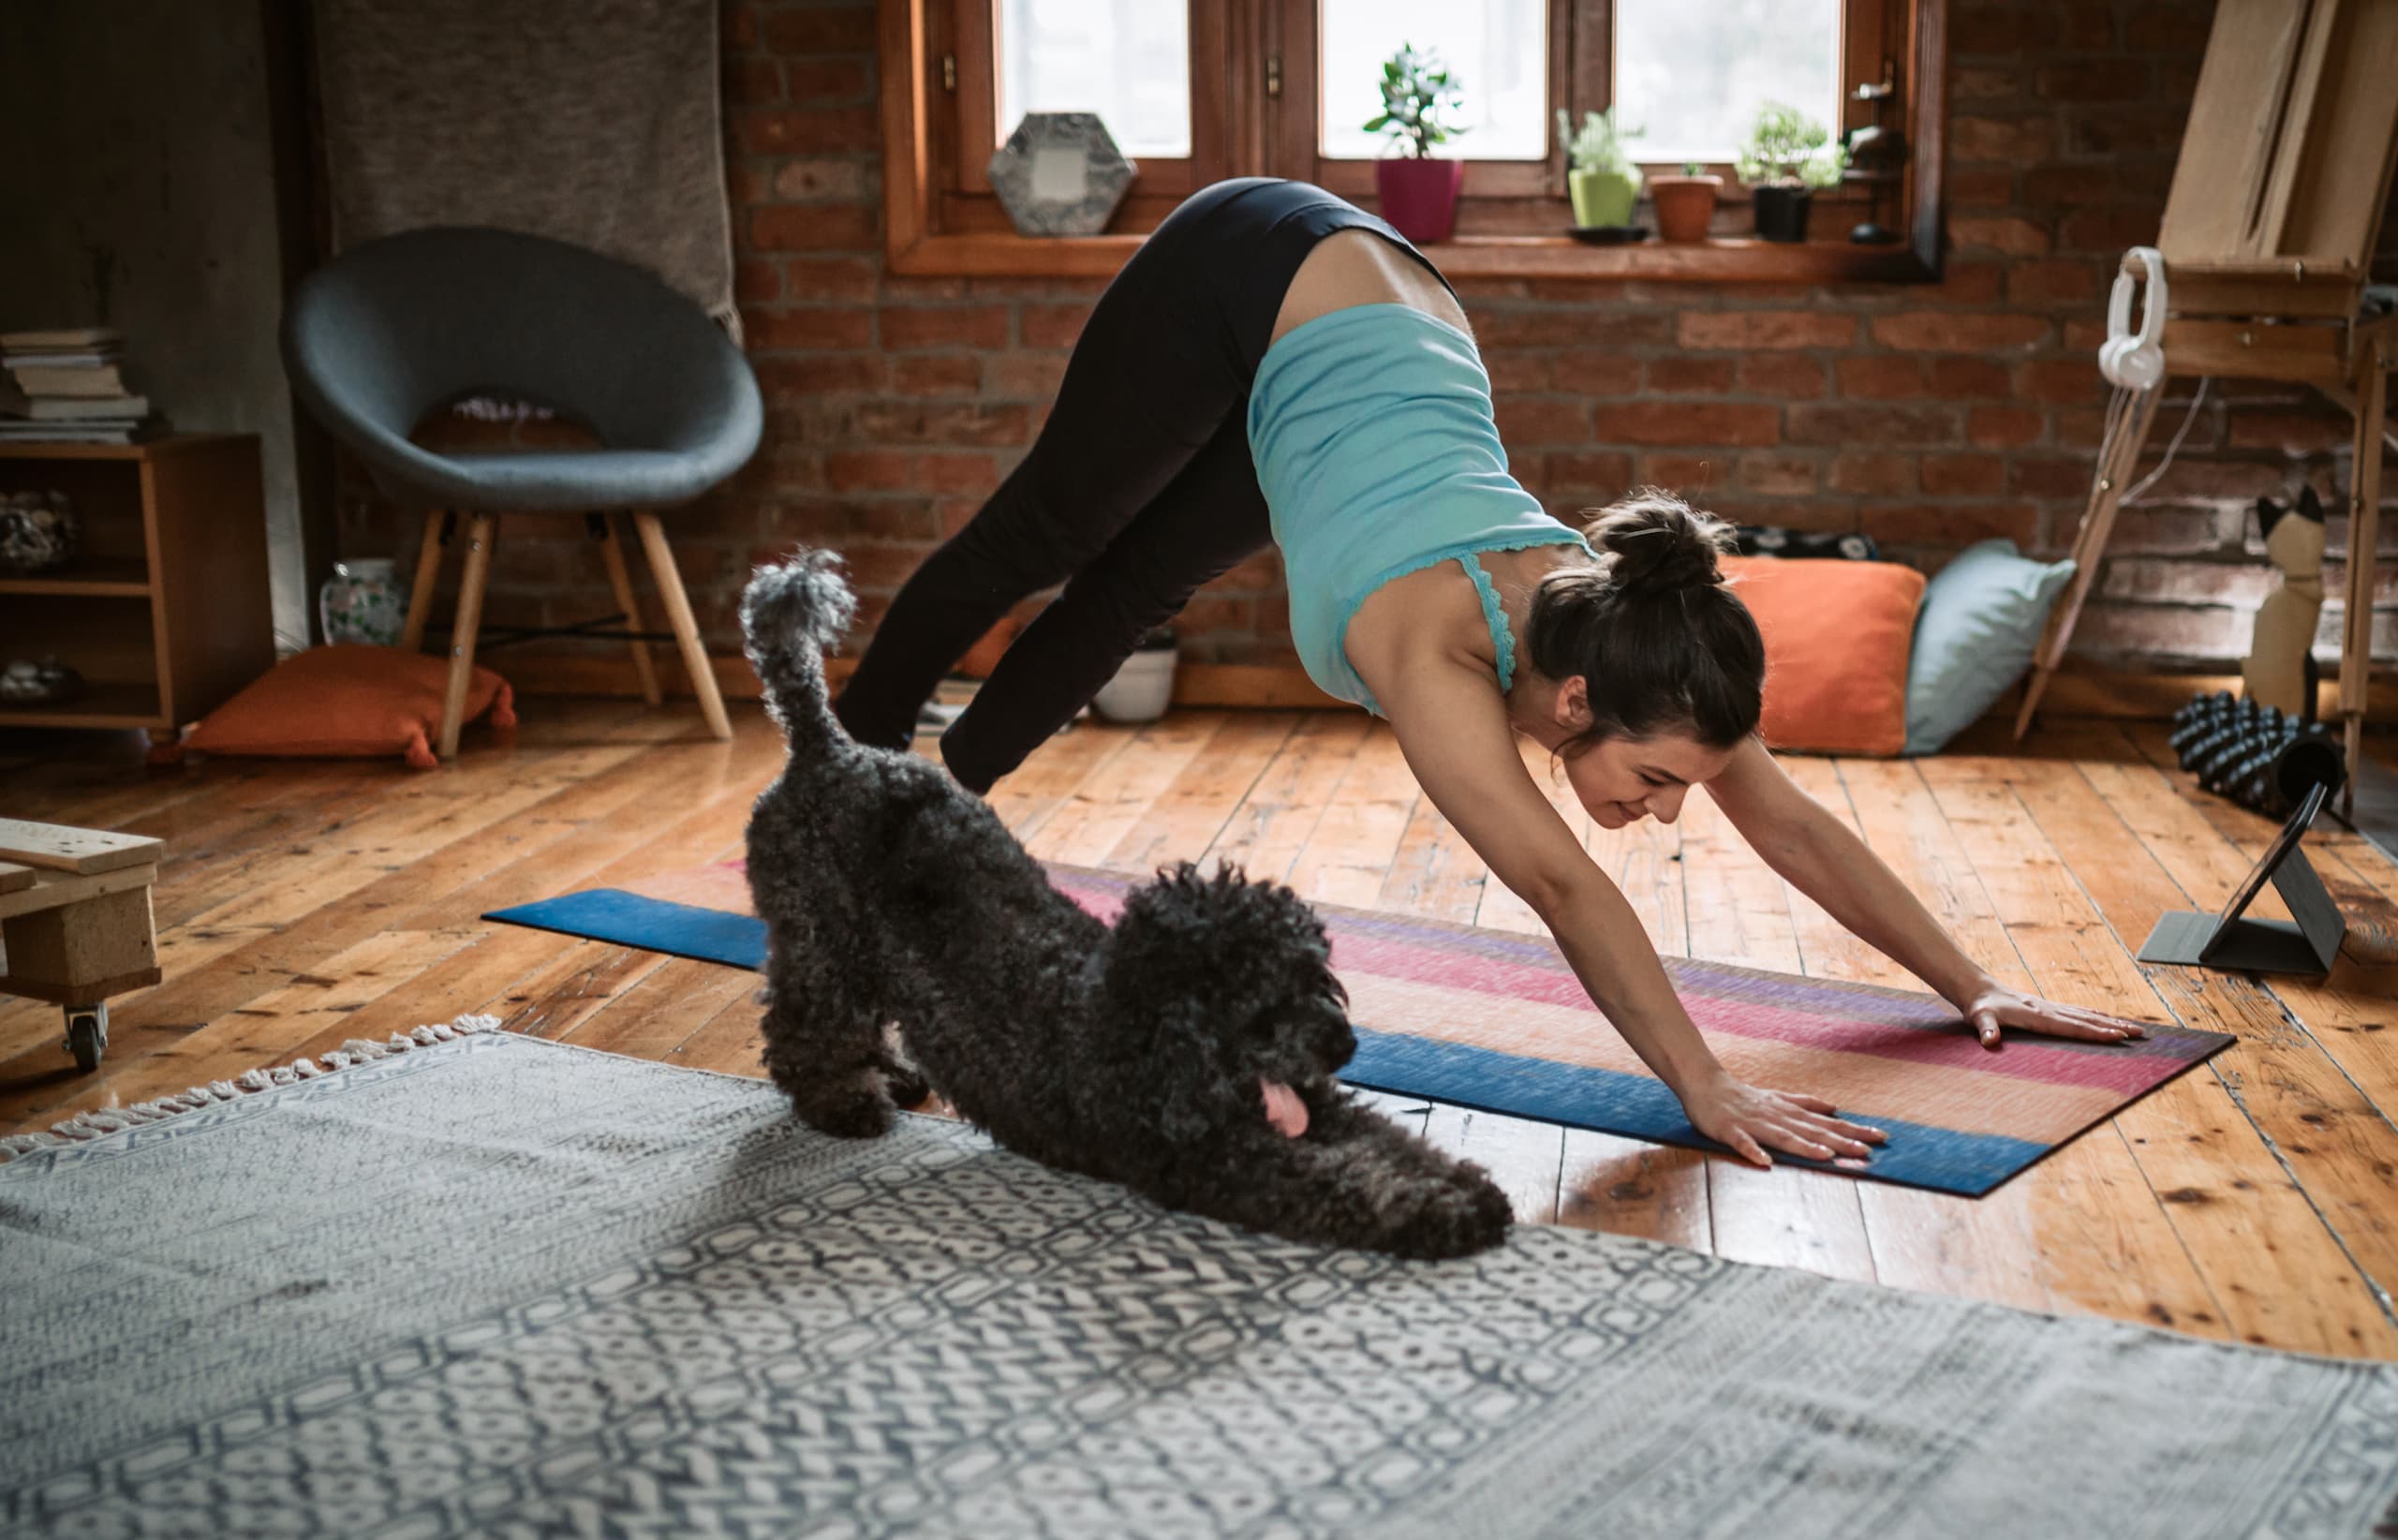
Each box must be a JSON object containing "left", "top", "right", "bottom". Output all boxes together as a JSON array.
[{"left": 1247, "top": 304, "right": 1592, "bottom": 718}]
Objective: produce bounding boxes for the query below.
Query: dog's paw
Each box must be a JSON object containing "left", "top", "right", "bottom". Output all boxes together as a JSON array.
[
  {"left": 1383, "top": 1168, "right": 1514, "bottom": 1260},
  {"left": 880, "top": 1062, "right": 932, "bottom": 1110},
  {"left": 795, "top": 1086, "right": 896, "bottom": 1140}
]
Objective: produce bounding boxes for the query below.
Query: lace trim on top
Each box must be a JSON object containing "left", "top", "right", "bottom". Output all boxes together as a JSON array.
[{"left": 1458, "top": 553, "right": 1519, "bottom": 694}]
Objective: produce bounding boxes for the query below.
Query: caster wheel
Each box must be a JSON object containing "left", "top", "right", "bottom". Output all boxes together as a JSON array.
[{"left": 65, "top": 1004, "right": 108, "bottom": 1073}]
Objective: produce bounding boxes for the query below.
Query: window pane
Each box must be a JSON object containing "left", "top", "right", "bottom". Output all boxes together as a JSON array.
[
  {"left": 1613, "top": 0, "right": 1843, "bottom": 166},
  {"left": 1319, "top": 0, "right": 1547, "bottom": 161},
  {"left": 999, "top": 0, "right": 1191, "bottom": 160}
]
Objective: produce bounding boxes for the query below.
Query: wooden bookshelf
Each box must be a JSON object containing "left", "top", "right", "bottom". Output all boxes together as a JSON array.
[{"left": 0, "top": 434, "right": 274, "bottom": 740}]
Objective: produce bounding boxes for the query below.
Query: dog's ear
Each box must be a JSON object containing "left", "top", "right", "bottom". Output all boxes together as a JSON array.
[{"left": 1141, "top": 1000, "right": 1242, "bottom": 1143}]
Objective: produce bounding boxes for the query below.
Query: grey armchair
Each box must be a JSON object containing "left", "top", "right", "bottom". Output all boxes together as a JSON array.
[{"left": 282, "top": 226, "right": 762, "bottom": 755}]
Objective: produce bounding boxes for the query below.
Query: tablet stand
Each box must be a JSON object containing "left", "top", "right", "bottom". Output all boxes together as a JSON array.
[{"left": 2137, "top": 785, "right": 2346, "bottom": 975}]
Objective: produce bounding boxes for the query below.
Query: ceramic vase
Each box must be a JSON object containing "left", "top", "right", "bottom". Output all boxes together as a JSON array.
[{"left": 319, "top": 558, "right": 405, "bottom": 646}]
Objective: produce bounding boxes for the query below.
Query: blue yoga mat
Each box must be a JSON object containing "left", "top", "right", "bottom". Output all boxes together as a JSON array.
[
  {"left": 491, "top": 888, "right": 768, "bottom": 970},
  {"left": 484, "top": 888, "right": 2057, "bottom": 1193}
]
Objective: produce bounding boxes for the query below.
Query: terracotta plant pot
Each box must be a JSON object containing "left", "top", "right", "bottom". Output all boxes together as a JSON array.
[
  {"left": 1374, "top": 156, "right": 1465, "bottom": 244},
  {"left": 1752, "top": 184, "right": 1813, "bottom": 243},
  {"left": 1648, "top": 175, "right": 1722, "bottom": 243}
]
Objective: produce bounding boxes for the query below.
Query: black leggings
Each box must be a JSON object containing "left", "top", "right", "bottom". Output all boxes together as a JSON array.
[{"left": 831, "top": 178, "right": 1457, "bottom": 792}]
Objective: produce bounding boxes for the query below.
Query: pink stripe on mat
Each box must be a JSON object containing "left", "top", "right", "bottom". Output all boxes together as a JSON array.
[{"left": 1325, "top": 931, "right": 2181, "bottom": 1096}]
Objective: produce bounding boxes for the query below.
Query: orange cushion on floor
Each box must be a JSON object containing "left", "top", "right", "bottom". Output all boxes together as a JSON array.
[
  {"left": 182, "top": 644, "right": 516, "bottom": 770},
  {"left": 1722, "top": 555, "right": 1925, "bottom": 757}
]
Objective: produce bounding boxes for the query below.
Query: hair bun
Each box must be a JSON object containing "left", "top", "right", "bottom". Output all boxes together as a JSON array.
[{"left": 1586, "top": 489, "right": 1733, "bottom": 596}]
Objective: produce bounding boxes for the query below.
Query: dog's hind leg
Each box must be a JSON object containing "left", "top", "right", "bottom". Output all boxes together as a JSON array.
[
  {"left": 757, "top": 941, "right": 896, "bottom": 1139},
  {"left": 873, "top": 1026, "right": 932, "bottom": 1109}
]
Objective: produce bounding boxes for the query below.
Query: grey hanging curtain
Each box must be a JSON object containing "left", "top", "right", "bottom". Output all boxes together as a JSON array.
[{"left": 311, "top": 0, "right": 739, "bottom": 337}]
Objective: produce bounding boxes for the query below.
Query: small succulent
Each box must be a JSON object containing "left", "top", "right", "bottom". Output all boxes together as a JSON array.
[{"left": 1365, "top": 42, "right": 1468, "bottom": 158}]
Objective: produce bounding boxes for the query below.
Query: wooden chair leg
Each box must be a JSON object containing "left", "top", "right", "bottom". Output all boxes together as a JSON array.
[
  {"left": 400, "top": 510, "right": 449, "bottom": 653},
  {"left": 439, "top": 512, "right": 498, "bottom": 760},
  {"left": 2015, "top": 385, "right": 2167, "bottom": 739},
  {"left": 632, "top": 511, "right": 733, "bottom": 740},
  {"left": 2338, "top": 339, "right": 2388, "bottom": 817},
  {"left": 596, "top": 513, "right": 662, "bottom": 705}
]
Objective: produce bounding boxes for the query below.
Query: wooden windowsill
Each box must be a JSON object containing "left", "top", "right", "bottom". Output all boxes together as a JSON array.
[
  {"left": 887, "top": 229, "right": 1936, "bottom": 282},
  {"left": 880, "top": 0, "right": 1946, "bottom": 289}
]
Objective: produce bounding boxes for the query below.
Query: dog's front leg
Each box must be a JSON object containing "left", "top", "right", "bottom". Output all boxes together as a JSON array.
[{"left": 1164, "top": 1103, "right": 1513, "bottom": 1261}]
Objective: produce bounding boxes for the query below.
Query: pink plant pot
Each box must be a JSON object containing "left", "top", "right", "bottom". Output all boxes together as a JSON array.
[{"left": 1373, "top": 156, "right": 1464, "bottom": 244}]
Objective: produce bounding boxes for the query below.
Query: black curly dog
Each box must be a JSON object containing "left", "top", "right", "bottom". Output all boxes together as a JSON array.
[{"left": 739, "top": 550, "right": 1512, "bottom": 1260}]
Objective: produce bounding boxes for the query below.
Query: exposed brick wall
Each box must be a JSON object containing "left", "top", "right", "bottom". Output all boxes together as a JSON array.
[{"left": 354, "top": 0, "right": 2398, "bottom": 675}]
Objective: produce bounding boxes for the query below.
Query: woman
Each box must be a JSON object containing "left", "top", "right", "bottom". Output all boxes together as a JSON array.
[{"left": 835, "top": 178, "right": 2150, "bottom": 1167}]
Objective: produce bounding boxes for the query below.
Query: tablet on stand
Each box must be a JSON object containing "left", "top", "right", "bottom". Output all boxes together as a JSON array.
[{"left": 2136, "top": 782, "right": 2345, "bottom": 975}]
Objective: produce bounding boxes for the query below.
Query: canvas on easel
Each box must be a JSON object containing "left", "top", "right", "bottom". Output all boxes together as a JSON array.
[
  {"left": 2014, "top": 0, "right": 2398, "bottom": 811},
  {"left": 2137, "top": 783, "right": 2346, "bottom": 976}
]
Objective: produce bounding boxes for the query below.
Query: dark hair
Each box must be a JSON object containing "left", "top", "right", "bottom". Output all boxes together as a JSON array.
[{"left": 1523, "top": 488, "right": 1766, "bottom": 753}]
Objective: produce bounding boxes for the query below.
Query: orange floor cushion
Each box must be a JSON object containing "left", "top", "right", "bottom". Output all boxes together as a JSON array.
[
  {"left": 182, "top": 644, "right": 516, "bottom": 769},
  {"left": 1721, "top": 555, "right": 1926, "bottom": 757}
]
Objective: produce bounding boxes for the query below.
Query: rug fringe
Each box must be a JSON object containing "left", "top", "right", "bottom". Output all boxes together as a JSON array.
[{"left": 0, "top": 1015, "right": 502, "bottom": 1162}]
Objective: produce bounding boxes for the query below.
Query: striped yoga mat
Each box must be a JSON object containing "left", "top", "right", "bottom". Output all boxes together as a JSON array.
[{"left": 487, "top": 862, "right": 2232, "bottom": 1197}]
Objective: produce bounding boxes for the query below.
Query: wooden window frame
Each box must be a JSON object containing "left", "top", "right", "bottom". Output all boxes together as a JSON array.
[
  {"left": 881, "top": 0, "right": 1945, "bottom": 282},
  {"left": 1269, "top": 0, "right": 1576, "bottom": 204},
  {"left": 942, "top": 1, "right": 1236, "bottom": 203}
]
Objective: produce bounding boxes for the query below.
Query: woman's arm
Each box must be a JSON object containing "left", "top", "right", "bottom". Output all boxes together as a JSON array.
[
  {"left": 1374, "top": 659, "right": 1885, "bottom": 1165},
  {"left": 1706, "top": 737, "right": 2154, "bottom": 1046}
]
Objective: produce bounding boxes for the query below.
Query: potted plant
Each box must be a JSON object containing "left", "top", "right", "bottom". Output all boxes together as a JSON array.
[
  {"left": 1092, "top": 627, "right": 1178, "bottom": 724},
  {"left": 1366, "top": 42, "right": 1468, "bottom": 244},
  {"left": 1557, "top": 108, "right": 1643, "bottom": 229},
  {"left": 1735, "top": 101, "right": 1848, "bottom": 243},
  {"left": 1647, "top": 158, "right": 1722, "bottom": 244}
]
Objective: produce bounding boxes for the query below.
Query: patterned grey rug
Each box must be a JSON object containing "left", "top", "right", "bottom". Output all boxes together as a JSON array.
[{"left": 4, "top": 1027, "right": 2394, "bottom": 1538}]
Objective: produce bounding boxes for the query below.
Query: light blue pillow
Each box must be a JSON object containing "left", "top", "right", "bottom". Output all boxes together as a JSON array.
[{"left": 1903, "top": 540, "right": 2077, "bottom": 755}]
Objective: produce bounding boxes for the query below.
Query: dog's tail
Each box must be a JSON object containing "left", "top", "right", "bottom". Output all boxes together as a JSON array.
[{"left": 740, "top": 548, "right": 858, "bottom": 759}]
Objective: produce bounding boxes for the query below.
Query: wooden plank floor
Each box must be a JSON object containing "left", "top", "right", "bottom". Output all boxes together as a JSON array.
[{"left": 7, "top": 700, "right": 2398, "bottom": 1360}]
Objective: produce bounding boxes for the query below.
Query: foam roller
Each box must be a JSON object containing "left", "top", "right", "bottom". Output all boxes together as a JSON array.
[{"left": 2169, "top": 689, "right": 2345, "bottom": 818}]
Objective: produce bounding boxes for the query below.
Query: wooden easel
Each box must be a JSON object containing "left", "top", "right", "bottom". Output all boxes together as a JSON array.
[{"left": 2015, "top": 0, "right": 2398, "bottom": 814}]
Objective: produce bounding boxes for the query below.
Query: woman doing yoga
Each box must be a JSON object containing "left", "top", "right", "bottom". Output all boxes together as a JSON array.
[{"left": 833, "top": 178, "right": 2152, "bottom": 1168}]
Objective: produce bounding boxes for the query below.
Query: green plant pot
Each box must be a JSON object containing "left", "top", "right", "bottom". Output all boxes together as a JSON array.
[{"left": 1568, "top": 168, "right": 1641, "bottom": 228}]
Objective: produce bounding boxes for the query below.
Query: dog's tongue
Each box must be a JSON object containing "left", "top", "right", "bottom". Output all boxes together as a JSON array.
[{"left": 1260, "top": 1078, "right": 1309, "bottom": 1139}]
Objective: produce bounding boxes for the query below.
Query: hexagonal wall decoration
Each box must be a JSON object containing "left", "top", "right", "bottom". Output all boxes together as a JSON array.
[{"left": 988, "top": 112, "right": 1136, "bottom": 237}]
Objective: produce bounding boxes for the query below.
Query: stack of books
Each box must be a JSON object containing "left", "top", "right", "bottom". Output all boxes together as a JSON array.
[{"left": 0, "top": 329, "right": 162, "bottom": 444}]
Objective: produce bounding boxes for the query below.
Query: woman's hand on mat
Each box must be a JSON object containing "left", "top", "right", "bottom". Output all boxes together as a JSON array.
[
  {"left": 1682, "top": 1074, "right": 1887, "bottom": 1168},
  {"left": 1958, "top": 985, "right": 2152, "bottom": 1051}
]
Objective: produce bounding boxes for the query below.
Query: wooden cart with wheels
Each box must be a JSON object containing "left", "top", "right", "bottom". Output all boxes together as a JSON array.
[{"left": 0, "top": 820, "right": 164, "bottom": 1072}]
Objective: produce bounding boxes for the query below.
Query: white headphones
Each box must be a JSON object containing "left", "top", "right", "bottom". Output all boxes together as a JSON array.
[{"left": 2099, "top": 245, "right": 2168, "bottom": 392}]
